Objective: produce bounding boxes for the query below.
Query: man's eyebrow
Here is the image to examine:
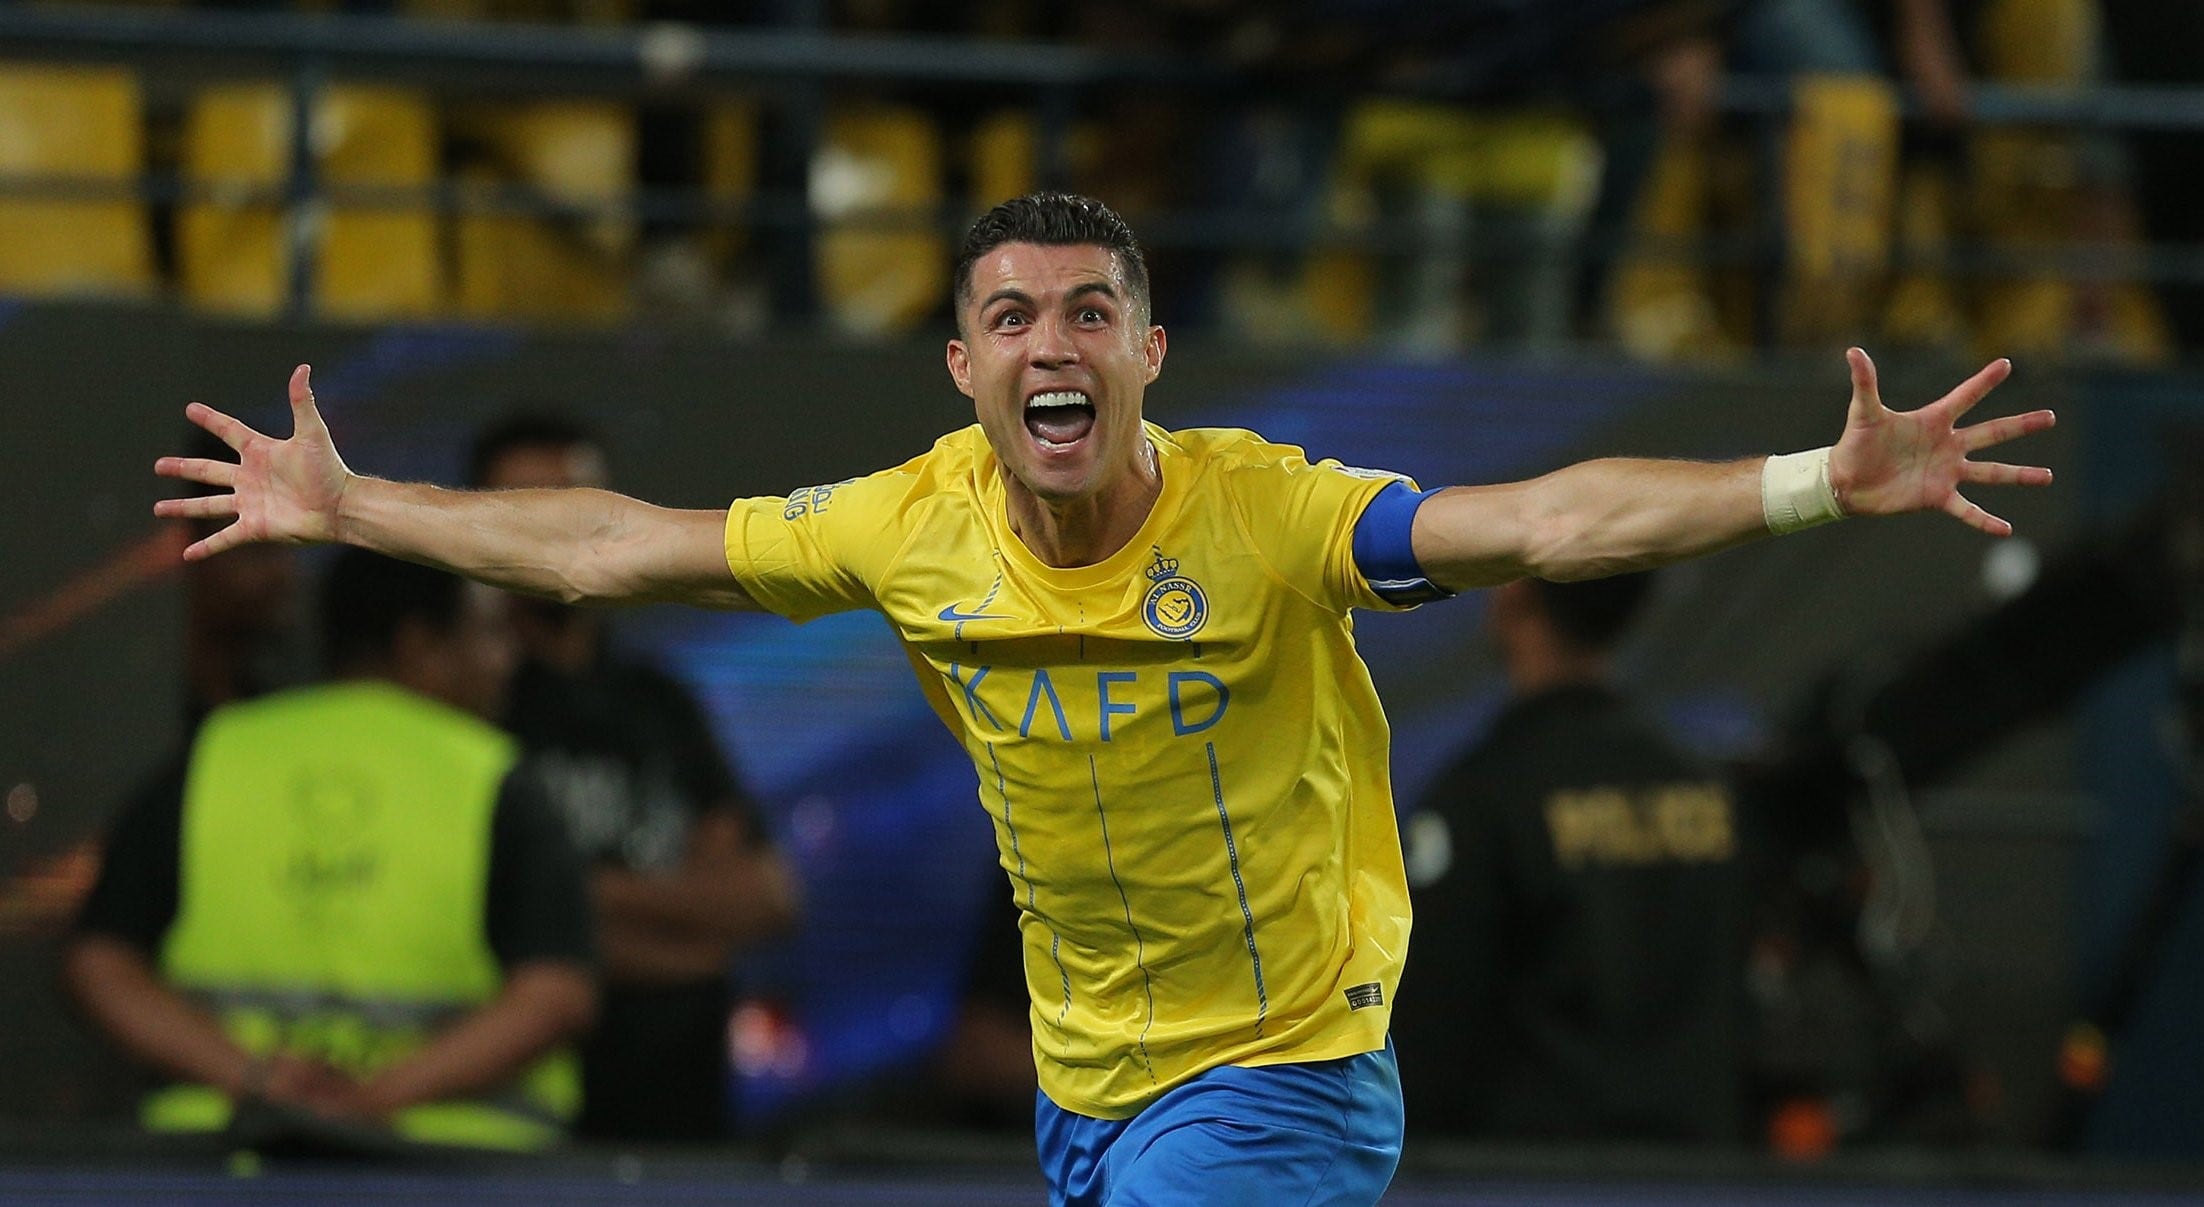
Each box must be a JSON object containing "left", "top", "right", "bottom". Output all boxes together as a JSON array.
[{"left": 978, "top": 281, "right": 1121, "bottom": 313}]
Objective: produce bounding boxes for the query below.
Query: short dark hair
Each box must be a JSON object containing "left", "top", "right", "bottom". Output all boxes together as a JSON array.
[
  {"left": 466, "top": 411, "right": 603, "bottom": 488},
  {"left": 953, "top": 193, "right": 1150, "bottom": 327},
  {"left": 1529, "top": 572, "right": 1656, "bottom": 653},
  {"left": 320, "top": 548, "right": 467, "bottom": 673}
]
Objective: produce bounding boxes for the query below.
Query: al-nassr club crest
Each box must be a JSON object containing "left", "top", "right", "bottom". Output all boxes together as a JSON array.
[{"left": 1141, "top": 547, "right": 1208, "bottom": 640}]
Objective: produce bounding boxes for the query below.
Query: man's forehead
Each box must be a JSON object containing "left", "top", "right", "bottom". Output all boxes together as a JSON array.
[{"left": 970, "top": 241, "right": 1124, "bottom": 295}]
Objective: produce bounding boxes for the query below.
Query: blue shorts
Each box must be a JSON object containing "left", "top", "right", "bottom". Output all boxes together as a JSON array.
[{"left": 1034, "top": 1040, "right": 1403, "bottom": 1207}]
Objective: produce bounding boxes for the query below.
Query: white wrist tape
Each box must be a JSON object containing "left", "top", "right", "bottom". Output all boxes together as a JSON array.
[{"left": 1762, "top": 446, "right": 1845, "bottom": 535}]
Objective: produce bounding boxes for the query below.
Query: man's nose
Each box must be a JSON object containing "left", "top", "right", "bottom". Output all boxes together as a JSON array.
[{"left": 1027, "top": 313, "right": 1079, "bottom": 367}]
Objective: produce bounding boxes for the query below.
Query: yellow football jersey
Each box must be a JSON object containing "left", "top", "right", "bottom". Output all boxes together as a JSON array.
[{"left": 724, "top": 423, "right": 1417, "bottom": 1118}]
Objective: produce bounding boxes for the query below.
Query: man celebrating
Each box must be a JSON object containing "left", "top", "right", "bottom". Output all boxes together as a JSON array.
[{"left": 156, "top": 194, "right": 2052, "bottom": 1205}]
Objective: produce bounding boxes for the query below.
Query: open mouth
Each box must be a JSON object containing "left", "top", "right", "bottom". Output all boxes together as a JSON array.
[{"left": 1024, "top": 390, "right": 1096, "bottom": 449}]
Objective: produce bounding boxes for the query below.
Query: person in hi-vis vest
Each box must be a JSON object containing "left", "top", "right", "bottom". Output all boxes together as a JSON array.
[{"left": 66, "top": 549, "right": 597, "bottom": 1152}]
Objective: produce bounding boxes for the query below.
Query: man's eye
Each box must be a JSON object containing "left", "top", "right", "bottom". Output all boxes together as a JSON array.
[
  {"left": 1079, "top": 308, "right": 1105, "bottom": 323},
  {"left": 996, "top": 312, "right": 1026, "bottom": 328}
]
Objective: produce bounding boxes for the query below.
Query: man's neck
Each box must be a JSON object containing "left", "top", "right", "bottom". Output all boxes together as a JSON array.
[{"left": 1002, "top": 443, "right": 1162, "bottom": 569}]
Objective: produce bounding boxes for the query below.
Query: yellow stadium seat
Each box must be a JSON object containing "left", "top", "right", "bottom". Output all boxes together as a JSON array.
[
  {"left": 398, "top": 0, "right": 635, "bottom": 21},
  {"left": 966, "top": 108, "right": 1112, "bottom": 209},
  {"left": 1605, "top": 130, "right": 1735, "bottom": 361},
  {"left": 1234, "top": 100, "right": 1598, "bottom": 349},
  {"left": 450, "top": 100, "right": 635, "bottom": 324},
  {"left": 813, "top": 105, "right": 947, "bottom": 336},
  {"left": 1779, "top": 73, "right": 1899, "bottom": 346},
  {"left": 699, "top": 96, "right": 760, "bottom": 270},
  {"left": 1968, "top": 0, "right": 2170, "bottom": 363},
  {"left": 178, "top": 83, "right": 442, "bottom": 319},
  {"left": 970, "top": 109, "right": 1039, "bottom": 211},
  {"left": 1881, "top": 161, "right": 1971, "bottom": 351},
  {"left": 0, "top": 63, "right": 154, "bottom": 298}
]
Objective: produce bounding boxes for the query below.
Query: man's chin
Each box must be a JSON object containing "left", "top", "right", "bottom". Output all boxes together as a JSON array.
[
  {"left": 1005, "top": 439, "right": 1094, "bottom": 491},
  {"left": 1023, "top": 476, "right": 1093, "bottom": 505},
  {"left": 1011, "top": 461, "right": 1101, "bottom": 505}
]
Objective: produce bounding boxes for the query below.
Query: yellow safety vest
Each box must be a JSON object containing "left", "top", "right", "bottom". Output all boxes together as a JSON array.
[{"left": 146, "top": 680, "right": 580, "bottom": 1151}]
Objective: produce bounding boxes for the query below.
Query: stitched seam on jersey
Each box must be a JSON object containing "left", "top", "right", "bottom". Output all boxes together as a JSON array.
[
  {"left": 1219, "top": 454, "right": 1393, "bottom": 618},
  {"left": 991, "top": 742, "right": 1071, "bottom": 1027},
  {"left": 862, "top": 471, "right": 952, "bottom": 606},
  {"left": 1090, "top": 754, "right": 1158, "bottom": 1084},
  {"left": 955, "top": 571, "right": 1006, "bottom": 642},
  {"left": 1208, "top": 741, "right": 1269, "bottom": 1038}
]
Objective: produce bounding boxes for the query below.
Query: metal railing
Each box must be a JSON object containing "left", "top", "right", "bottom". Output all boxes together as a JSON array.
[{"left": 3, "top": 4, "right": 2203, "bottom": 333}]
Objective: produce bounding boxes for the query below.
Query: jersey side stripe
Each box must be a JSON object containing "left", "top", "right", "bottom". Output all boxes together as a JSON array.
[
  {"left": 1089, "top": 754, "right": 1158, "bottom": 1085},
  {"left": 989, "top": 742, "right": 1070, "bottom": 1027},
  {"left": 1207, "top": 741, "right": 1270, "bottom": 1038}
]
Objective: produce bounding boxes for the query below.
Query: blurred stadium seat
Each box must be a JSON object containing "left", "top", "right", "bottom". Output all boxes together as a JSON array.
[
  {"left": 966, "top": 108, "right": 1108, "bottom": 216},
  {"left": 1222, "top": 100, "right": 1599, "bottom": 349},
  {"left": 1881, "top": 158, "right": 1971, "bottom": 351},
  {"left": 1605, "top": 117, "right": 1740, "bottom": 362},
  {"left": 0, "top": 63, "right": 154, "bottom": 299},
  {"left": 1779, "top": 73, "right": 1900, "bottom": 346},
  {"left": 178, "top": 83, "right": 443, "bottom": 319},
  {"left": 451, "top": 99, "right": 636, "bottom": 324},
  {"left": 701, "top": 96, "right": 760, "bottom": 255},
  {"left": 1970, "top": 0, "right": 2171, "bottom": 363},
  {"left": 812, "top": 104, "right": 947, "bottom": 336},
  {"left": 399, "top": 0, "right": 637, "bottom": 21},
  {"left": 969, "top": 109, "right": 1039, "bottom": 212}
]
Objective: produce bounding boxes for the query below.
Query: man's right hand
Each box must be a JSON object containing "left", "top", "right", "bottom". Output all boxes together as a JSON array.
[
  {"left": 257, "top": 1053, "right": 374, "bottom": 1119},
  {"left": 155, "top": 362, "right": 755, "bottom": 610},
  {"left": 155, "top": 364, "right": 352, "bottom": 560}
]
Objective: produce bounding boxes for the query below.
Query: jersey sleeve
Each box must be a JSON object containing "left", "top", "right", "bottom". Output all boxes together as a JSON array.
[
  {"left": 723, "top": 467, "right": 920, "bottom": 623},
  {"left": 1225, "top": 445, "right": 1425, "bottom": 615}
]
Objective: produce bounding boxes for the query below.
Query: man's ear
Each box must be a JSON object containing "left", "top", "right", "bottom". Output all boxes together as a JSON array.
[
  {"left": 1143, "top": 324, "right": 1167, "bottom": 384},
  {"left": 946, "top": 339, "right": 974, "bottom": 399}
]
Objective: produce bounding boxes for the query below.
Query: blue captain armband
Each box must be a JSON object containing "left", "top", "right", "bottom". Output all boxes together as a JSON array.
[{"left": 1351, "top": 480, "right": 1455, "bottom": 607}]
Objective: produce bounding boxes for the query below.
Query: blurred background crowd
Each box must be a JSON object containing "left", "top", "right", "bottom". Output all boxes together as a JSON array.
[
  {"left": 3, "top": 0, "right": 2204, "bottom": 1198},
  {"left": 0, "top": 0, "right": 2200, "bottom": 360}
]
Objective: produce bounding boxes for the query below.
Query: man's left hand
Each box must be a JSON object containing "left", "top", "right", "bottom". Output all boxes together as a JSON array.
[{"left": 1829, "top": 347, "right": 2056, "bottom": 537}]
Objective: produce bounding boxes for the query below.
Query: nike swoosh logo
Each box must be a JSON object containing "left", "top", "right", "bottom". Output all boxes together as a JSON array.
[{"left": 938, "top": 604, "right": 1011, "bottom": 623}]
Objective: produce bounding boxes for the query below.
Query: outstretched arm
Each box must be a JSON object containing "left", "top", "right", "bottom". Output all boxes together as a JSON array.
[
  {"left": 155, "top": 366, "right": 756, "bottom": 610},
  {"left": 1412, "top": 349, "right": 2055, "bottom": 589}
]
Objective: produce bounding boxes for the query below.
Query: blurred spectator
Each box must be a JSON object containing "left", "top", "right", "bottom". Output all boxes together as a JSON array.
[
  {"left": 1599, "top": 0, "right": 2172, "bottom": 364},
  {"left": 923, "top": 886, "right": 1039, "bottom": 1132},
  {"left": 1394, "top": 573, "right": 1748, "bottom": 1144},
  {"left": 1962, "top": 0, "right": 2171, "bottom": 365},
  {"left": 469, "top": 414, "right": 799, "bottom": 1144},
  {"left": 1192, "top": 1, "right": 1734, "bottom": 351},
  {"left": 63, "top": 550, "right": 596, "bottom": 1152},
  {"left": 2101, "top": 5, "right": 2204, "bottom": 351},
  {"left": 1597, "top": 0, "right": 1922, "bottom": 360},
  {"left": 0, "top": 428, "right": 306, "bottom": 948},
  {"left": 175, "top": 426, "right": 309, "bottom": 732},
  {"left": 829, "top": 881, "right": 1037, "bottom": 1135}
]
